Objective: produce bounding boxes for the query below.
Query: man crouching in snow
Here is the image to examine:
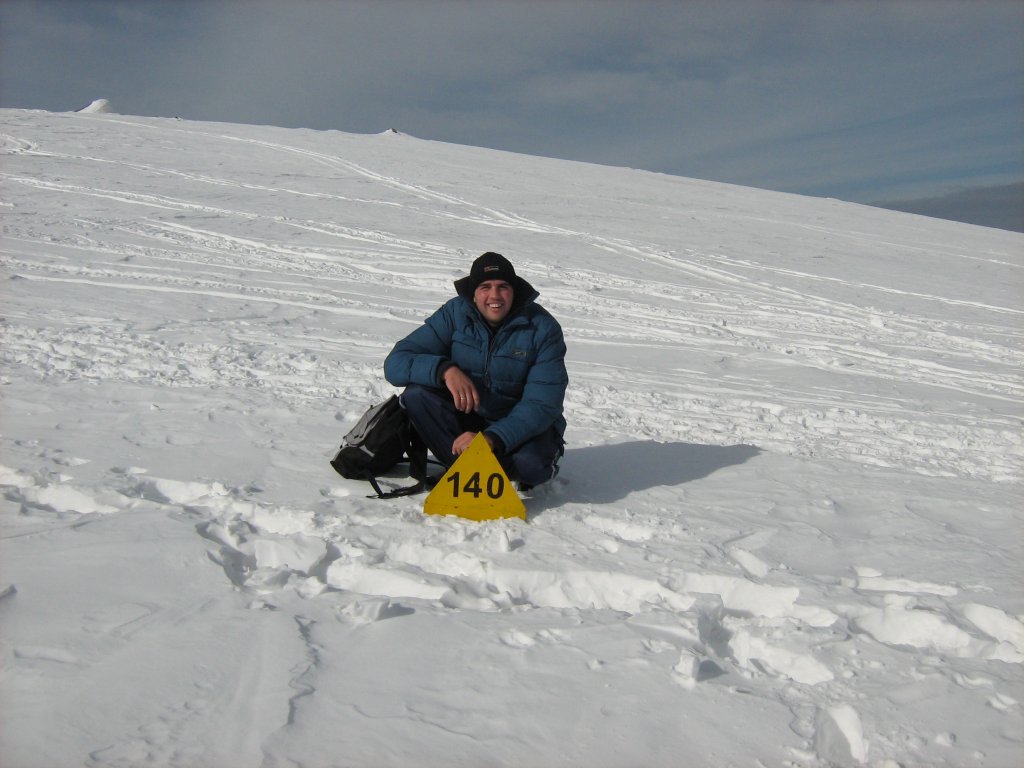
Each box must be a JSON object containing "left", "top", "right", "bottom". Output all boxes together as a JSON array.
[{"left": 384, "top": 251, "right": 568, "bottom": 490}]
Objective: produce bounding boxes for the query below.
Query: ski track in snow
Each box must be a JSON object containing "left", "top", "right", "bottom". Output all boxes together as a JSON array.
[
  {"left": 2, "top": 110, "right": 1023, "bottom": 767},
  {"left": 2, "top": 119, "right": 1020, "bottom": 483}
]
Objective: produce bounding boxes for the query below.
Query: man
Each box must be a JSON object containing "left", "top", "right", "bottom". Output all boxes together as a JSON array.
[{"left": 384, "top": 251, "right": 567, "bottom": 489}]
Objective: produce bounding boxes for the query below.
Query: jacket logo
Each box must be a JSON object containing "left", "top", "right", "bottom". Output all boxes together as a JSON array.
[{"left": 511, "top": 349, "right": 528, "bottom": 357}]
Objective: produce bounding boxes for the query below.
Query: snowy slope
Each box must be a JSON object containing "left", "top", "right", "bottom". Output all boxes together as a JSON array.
[{"left": 1, "top": 108, "right": 1022, "bottom": 768}]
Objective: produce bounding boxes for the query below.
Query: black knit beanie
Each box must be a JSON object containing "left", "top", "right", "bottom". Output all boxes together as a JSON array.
[{"left": 466, "top": 252, "right": 516, "bottom": 291}]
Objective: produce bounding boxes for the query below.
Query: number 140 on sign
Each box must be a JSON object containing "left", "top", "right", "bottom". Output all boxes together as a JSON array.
[
  {"left": 447, "top": 471, "right": 505, "bottom": 499},
  {"left": 423, "top": 433, "right": 525, "bottom": 521}
]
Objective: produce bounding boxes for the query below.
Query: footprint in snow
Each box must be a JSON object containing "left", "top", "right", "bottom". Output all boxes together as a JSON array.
[{"left": 498, "top": 629, "right": 537, "bottom": 648}]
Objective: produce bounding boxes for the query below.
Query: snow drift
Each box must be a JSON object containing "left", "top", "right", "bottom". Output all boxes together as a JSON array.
[
  {"left": 1, "top": 108, "right": 1022, "bottom": 768},
  {"left": 75, "top": 98, "right": 113, "bottom": 114}
]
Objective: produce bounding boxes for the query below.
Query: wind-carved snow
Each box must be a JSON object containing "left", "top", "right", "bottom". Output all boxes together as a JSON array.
[
  {"left": 1, "top": 108, "right": 1022, "bottom": 768},
  {"left": 76, "top": 98, "right": 112, "bottom": 114}
]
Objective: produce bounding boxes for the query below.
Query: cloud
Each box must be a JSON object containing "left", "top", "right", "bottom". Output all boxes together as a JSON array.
[
  {"left": 874, "top": 182, "right": 1024, "bottom": 233},
  {"left": 2, "top": 0, "right": 1022, "bottom": 209},
  {"left": 0, "top": 1, "right": 205, "bottom": 111}
]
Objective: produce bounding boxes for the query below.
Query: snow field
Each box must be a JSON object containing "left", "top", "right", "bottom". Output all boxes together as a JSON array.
[{"left": 1, "top": 108, "right": 1022, "bottom": 767}]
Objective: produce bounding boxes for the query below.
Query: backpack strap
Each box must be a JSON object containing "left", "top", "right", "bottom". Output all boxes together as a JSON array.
[
  {"left": 365, "top": 427, "right": 441, "bottom": 498},
  {"left": 407, "top": 426, "right": 429, "bottom": 481},
  {"left": 367, "top": 476, "right": 426, "bottom": 499}
]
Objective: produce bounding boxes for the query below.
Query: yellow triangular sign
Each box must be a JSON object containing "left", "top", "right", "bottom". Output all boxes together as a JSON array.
[{"left": 423, "top": 433, "right": 525, "bottom": 521}]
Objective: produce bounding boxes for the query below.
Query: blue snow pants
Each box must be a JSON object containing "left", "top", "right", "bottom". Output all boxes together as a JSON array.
[{"left": 399, "top": 384, "right": 563, "bottom": 487}]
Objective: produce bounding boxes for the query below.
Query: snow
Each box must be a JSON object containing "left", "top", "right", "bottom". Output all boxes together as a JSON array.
[
  {"left": 76, "top": 99, "right": 113, "bottom": 114},
  {"left": 0, "top": 107, "right": 1022, "bottom": 768}
]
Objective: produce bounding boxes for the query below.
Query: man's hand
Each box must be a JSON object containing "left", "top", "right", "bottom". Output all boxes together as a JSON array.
[
  {"left": 452, "top": 431, "right": 494, "bottom": 456},
  {"left": 443, "top": 366, "right": 479, "bottom": 414}
]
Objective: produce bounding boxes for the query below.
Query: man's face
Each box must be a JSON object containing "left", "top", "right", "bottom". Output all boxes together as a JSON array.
[{"left": 474, "top": 279, "right": 514, "bottom": 327}]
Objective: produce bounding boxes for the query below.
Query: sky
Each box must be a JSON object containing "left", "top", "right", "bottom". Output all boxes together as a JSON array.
[{"left": 2, "top": 0, "right": 1023, "bottom": 231}]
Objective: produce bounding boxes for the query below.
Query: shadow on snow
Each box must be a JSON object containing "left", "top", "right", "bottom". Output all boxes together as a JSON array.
[{"left": 554, "top": 440, "right": 762, "bottom": 505}]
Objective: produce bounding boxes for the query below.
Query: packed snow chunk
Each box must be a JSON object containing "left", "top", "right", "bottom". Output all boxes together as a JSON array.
[
  {"left": 677, "top": 573, "right": 796, "bottom": 616},
  {"left": 854, "top": 595, "right": 973, "bottom": 653},
  {"left": 815, "top": 704, "right": 867, "bottom": 765},
  {"left": 675, "top": 572, "right": 836, "bottom": 626},
  {"left": 77, "top": 99, "right": 112, "bottom": 114},
  {"left": 139, "top": 477, "right": 229, "bottom": 505},
  {"left": 21, "top": 484, "right": 118, "bottom": 514},
  {"left": 251, "top": 533, "right": 328, "bottom": 574},
  {"left": 583, "top": 514, "right": 655, "bottom": 542},
  {"left": 54, "top": 455, "right": 90, "bottom": 468},
  {"left": 498, "top": 629, "right": 537, "bottom": 648},
  {"left": 197, "top": 519, "right": 251, "bottom": 552},
  {"left": 246, "top": 566, "right": 292, "bottom": 593},
  {"left": 988, "top": 692, "right": 1018, "bottom": 711},
  {"left": 672, "top": 648, "right": 702, "bottom": 690},
  {"left": 489, "top": 568, "right": 694, "bottom": 612},
  {"left": 246, "top": 504, "right": 317, "bottom": 537},
  {"left": 337, "top": 597, "right": 412, "bottom": 625},
  {"left": 0, "top": 464, "right": 35, "bottom": 489},
  {"left": 112, "top": 466, "right": 148, "bottom": 476},
  {"left": 728, "top": 547, "right": 770, "bottom": 578},
  {"left": 325, "top": 560, "right": 450, "bottom": 601},
  {"left": 856, "top": 571, "right": 958, "bottom": 596},
  {"left": 385, "top": 540, "right": 489, "bottom": 582},
  {"left": 729, "top": 628, "right": 834, "bottom": 685},
  {"left": 14, "top": 645, "right": 80, "bottom": 664},
  {"left": 963, "top": 603, "right": 1024, "bottom": 657}
]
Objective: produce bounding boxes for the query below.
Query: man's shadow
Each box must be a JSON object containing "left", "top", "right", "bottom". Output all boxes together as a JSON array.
[{"left": 545, "top": 440, "right": 761, "bottom": 505}]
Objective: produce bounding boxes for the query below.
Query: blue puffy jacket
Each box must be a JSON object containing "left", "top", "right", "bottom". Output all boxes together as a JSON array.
[{"left": 384, "top": 278, "right": 568, "bottom": 453}]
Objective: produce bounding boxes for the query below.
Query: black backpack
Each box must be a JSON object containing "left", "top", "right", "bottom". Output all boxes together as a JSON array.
[{"left": 330, "top": 395, "right": 437, "bottom": 498}]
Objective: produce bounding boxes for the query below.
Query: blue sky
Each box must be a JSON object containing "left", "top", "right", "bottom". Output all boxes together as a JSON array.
[{"left": 2, "top": 1, "right": 1022, "bottom": 230}]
